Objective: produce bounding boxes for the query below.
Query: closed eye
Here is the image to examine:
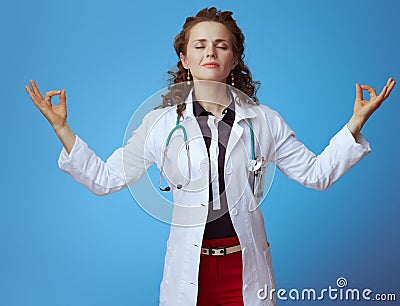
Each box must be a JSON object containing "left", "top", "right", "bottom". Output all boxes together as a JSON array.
[{"left": 194, "top": 46, "right": 228, "bottom": 49}]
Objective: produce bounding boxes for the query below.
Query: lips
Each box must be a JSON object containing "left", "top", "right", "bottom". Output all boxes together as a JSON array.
[{"left": 202, "top": 62, "right": 220, "bottom": 68}]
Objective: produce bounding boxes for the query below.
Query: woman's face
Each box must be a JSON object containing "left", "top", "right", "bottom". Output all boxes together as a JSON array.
[{"left": 180, "top": 21, "right": 237, "bottom": 83}]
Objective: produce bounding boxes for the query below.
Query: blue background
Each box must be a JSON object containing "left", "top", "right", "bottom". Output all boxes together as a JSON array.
[{"left": 1, "top": 0, "right": 399, "bottom": 305}]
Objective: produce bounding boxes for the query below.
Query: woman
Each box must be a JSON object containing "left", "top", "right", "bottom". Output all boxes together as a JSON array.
[{"left": 25, "top": 7, "right": 395, "bottom": 306}]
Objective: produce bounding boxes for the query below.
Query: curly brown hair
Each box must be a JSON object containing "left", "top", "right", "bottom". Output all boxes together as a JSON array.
[{"left": 157, "top": 7, "right": 260, "bottom": 118}]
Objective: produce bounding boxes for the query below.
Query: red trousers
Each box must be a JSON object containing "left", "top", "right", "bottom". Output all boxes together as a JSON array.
[{"left": 196, "top": 236, "right": 244, "bottom": 306}]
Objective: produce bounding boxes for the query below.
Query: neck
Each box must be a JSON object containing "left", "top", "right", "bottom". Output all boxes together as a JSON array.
[{"left": 192, "top": 81, "right": 231, "bottom": 117}]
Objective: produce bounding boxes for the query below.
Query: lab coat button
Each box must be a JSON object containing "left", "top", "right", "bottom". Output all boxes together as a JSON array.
[
  {"left": 243, "top": 284, "right": 250, "bottom": 292},
  {"left": 231, "top": 208, "right": 238, "bottom": 216},
  {"left": 226, "top": 166, "right": 232, "bottom": 174},
  {"left": 242, "top": 247, "right": 248, "bottom": 255}
]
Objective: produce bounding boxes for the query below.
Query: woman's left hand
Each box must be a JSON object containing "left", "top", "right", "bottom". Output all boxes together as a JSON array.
[{"left": 347, "top": 77, "right": 396, "bottom": 137}]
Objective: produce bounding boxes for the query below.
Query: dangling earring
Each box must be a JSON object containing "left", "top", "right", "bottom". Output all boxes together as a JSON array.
[
  {"left": 186, "top": 69, "right": 191, "bottom": 85},
  {"left": 230, "top": 71, "right": 235, "bottom": 86}
]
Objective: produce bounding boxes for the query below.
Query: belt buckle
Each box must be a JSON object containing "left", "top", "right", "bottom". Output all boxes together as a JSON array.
[
  {"left": 212, "top": 247, "right": 226, "bottom": 256},
  {"left": 201, "top": 247, "right": 227, "bottom": 256}
]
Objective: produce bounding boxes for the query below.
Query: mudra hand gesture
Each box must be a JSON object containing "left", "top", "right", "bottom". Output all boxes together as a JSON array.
[
  {"left": 348, "top": 77, "right": 396, "bottom": 136},
  {"left": 24, "top": 79, "right": 67, "bottom": 130}
]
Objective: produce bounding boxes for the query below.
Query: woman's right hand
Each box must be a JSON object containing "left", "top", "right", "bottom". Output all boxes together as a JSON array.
[{"left": 25, "top": 79, "right": 67, "bottom": 130}]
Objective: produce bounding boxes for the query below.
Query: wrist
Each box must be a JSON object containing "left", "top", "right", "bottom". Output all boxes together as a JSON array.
[
  {"left": 347, "top": 115, "right": 365, "bottom": 138},
  {"left": 53, "top": 122, "right": 68, "bottom": 134}
]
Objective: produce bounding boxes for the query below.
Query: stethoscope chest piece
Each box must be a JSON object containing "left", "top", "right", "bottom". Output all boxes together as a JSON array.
[
  {"left": 248, "top": 157, "right": 264, "bottom": 172},
  {"left": 249, "top": 156, "right": 267, "bottom": 200}
]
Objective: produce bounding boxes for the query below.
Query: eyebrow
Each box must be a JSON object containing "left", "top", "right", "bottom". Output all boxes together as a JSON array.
[{"left": 192, "top": 39, "right": 229, "bottom": 44}]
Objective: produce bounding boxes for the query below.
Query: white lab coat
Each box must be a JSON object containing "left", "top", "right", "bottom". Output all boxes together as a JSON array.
[{"left": 58, "top": 89, "right": 371, "bottom": 305}]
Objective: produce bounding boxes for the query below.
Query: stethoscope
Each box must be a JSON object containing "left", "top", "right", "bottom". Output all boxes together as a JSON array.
[{"left": 159, "top": 110, "right": 264, "bottom": 192}]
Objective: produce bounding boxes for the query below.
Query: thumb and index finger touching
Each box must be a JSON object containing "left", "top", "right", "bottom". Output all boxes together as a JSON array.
[
  {"left": 44, "top": 89, "right": 67, "bottom": 108},
  {"left": 356, "top": 77, "right": 396, "bottom": 102},
  {"left": 25, "top": 79, "right": 66, "bottom": 107},
  {"left": 355, "top": 83, "right": 378, "bottom": 101}
]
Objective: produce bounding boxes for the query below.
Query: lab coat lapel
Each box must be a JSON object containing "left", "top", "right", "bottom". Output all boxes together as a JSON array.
[
  {"left": 225, "top": 92, "right": 257, "bottom": 168},
  {"left": 226, "top": 123, "right": 244, "bottom": 166}
]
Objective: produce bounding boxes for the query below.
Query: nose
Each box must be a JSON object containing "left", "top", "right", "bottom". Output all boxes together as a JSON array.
[{"left": 205, "top": 44, "right": 217, "bottom": 58}]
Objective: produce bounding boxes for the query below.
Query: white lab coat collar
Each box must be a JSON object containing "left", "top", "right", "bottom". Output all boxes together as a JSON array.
[{"left": 181, "top": 87, "right": 257, "bottom": 123}]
